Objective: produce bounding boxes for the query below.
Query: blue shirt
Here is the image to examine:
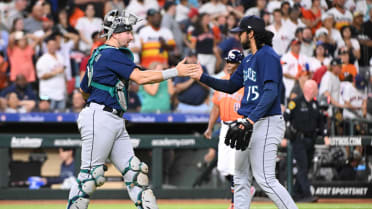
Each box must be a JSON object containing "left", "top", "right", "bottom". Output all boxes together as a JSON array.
[
  {"left": 0, "top": 83, "right": 37, "bottom": 101},
  {"left": 231, "top": 45, "right": 283, "bottom": 118},
  {"left": 80, "top": 47, "right": 136, "bottom": 111},
  {"left": 173, "top": 66, "right": 209, "bottom": 105}
]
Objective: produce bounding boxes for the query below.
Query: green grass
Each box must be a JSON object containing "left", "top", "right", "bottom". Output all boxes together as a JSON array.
[{"left": 0, "top": 203, "right": 371, "bottom": 209}]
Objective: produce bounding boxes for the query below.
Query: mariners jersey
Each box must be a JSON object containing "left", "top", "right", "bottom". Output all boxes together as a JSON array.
[
  {"left": 212, "top": 74, "right": 244, "bottom": 122},
  {"left": 231, "top": 45, "right": 283, "bottom": 118},
  {"left": 80, "top": 47, "right": 136, "bottom": 110}
]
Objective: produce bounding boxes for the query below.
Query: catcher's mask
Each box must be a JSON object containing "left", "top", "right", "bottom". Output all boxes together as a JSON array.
[{"left": 102, "top": 10, "right": 142, "bottom": 39}]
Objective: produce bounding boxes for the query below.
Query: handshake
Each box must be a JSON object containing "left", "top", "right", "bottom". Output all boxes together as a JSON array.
[
  {"left": 174, "top": 58, "right": 203, "bottom": 79},
  {"left": 225, "top": 118, "right": 253, "bottom": 151}
]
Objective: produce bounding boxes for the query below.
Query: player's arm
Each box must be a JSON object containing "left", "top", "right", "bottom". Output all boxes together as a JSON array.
[
  {"left": 204, "top": 104, "right": 220, "bottom": 140},
  {"left": 191, "top": 64, "right": 243, "bottom": 93},
  {"left": 130, "top": 59, "right": 199, "bottom": 85}
]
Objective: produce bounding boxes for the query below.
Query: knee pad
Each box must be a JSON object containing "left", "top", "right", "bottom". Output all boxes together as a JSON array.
[
  {"left": 123, "top": 156, "right": 149, "bottom": 188},
  {"left": 67, "top": 195, "right": 89, "bottom": 209},
  {"left": 78, "top": 165, "right": 107, "bottom": 195},
  {"left": 135, "top": 188, "right": 158, "bottom": 209}
]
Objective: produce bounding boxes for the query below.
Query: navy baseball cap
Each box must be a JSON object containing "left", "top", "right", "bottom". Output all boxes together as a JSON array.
[
  {"left": 355, "top": 74, "right": 367, "bottom": 90},
  {"left": 230, "top": 15, "right": 265, "bottom": 34},
  {"left": 330, "top": 57, "right": 343, "bottom": 66}
]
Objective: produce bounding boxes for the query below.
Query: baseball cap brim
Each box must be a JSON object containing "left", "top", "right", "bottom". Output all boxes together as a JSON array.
[{"left": 230, "top": 26, "right": 243, "bottom": 33}]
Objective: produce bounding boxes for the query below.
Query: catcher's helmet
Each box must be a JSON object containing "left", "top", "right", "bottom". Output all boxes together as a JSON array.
[
  {"left": 225, "top": 49, "right": 244, "bottom": 63},
  {"left": 102, "top": 10, "right": 141, "bottom": 39}
]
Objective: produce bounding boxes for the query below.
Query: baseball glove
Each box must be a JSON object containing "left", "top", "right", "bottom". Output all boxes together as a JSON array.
[{"left": 225, "top": 118, "right": 253, "bottom": 151}]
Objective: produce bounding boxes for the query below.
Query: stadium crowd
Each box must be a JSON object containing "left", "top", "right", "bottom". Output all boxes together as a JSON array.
[{"left": 0, "top": 0, "right": 371, "bottom": 120}]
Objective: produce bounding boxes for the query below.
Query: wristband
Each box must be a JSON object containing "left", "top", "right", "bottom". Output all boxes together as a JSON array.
[{"left": 162, "top": 67, "right": 178, "bottom": 80}]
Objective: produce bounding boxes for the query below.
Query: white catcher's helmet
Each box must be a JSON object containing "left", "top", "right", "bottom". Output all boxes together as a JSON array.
[{"left": 102, "top": 10, "right": 142, "bottom": 39}]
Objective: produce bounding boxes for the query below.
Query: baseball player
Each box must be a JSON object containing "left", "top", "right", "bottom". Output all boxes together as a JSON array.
[
  {"left": 204, "top": 49, "right": 255, "bottom": 209},
  {"left": 67, "top": 10, "right": 199, "bottom": 209},
  {"left": 192, "top": 16, "right": 298, "bottom": 209}
]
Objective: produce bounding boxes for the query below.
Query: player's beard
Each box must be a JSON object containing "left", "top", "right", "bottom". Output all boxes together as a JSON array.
[{"left": 242, "top": 38, "right": 251, "bottom": 50}]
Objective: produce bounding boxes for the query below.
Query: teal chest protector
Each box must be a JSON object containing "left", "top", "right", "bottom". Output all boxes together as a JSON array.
[{"left": 87, "top": 44, "right": 134, "bottom": 112}]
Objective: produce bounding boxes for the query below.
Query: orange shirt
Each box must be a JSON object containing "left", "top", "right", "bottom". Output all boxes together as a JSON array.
[
  {"left": 7, "top": 46, "right": 35, "bottom": 82},
  {"left": 339, "top": 64, "right": 357, "bottom": 81},
  {"left": 212, "top": 74, "right": 244, "bottom": 122},
  {"left": 301, "top": 8, "right": 322, "bottom": 34}
]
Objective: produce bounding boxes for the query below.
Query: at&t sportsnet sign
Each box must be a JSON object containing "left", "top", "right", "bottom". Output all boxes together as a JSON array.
[{"left": 312, "top": 183, "right": 372, "bottom": 198}]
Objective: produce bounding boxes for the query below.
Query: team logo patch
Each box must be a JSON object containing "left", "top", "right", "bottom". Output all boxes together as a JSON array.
[{"left": 288, "top": 101, "right": 296, "bottom": 110}]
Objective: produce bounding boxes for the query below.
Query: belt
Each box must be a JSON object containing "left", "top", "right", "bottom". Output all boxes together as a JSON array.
[{"left": 86, "top": 102, "right": 124, "bottom": 117}]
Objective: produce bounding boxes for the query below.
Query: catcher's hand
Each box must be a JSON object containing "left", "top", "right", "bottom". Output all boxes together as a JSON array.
[{"left": 225, "top": 118, "right": 253, "bottom": 151}]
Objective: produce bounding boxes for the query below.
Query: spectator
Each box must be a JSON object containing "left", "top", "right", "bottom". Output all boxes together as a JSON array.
[
  {"left": 301, "top": 27, "right": 316, "bottom": 57},
  {"left": 301, "top": 0, "right": 322, "bottom": 34},
  {"left": 338, "top": 47, "right": 358, "bottom": 81},
  {"left": 244, "top": 0, "right": 267, "bottom": 17},
  {"left": 309, "top": 41, "right": 331, "bottom": 71},
  {"left": 10, "top": 17, "right": 24, "bottom": 33},
  {"left": 175, "top": 0, "right": 190, "bottom": 22},
  {"left": 104, "top": 0, "right": 125, "bottom": 16},
  {"left": 138, "top": 62, "right": 174, "bottom": 113},
  {"left": 56, "top": 9, "right": 79, "bottom": 36},
  {"left": 37, "top": 97, "right": 51, "bottom": 112},
  {"left": 127, "top": 82, "right": 142, "bottom": 112},
  {"left": 0, "top": 53, "right": 8, "bottom": 90},
  {"left": 316, "top": 12, "right": 345, "bottom": 56},
  {"left": 280, "top": 1, "right": 291, "bottom": 22},
  {"left": 4, "top": 92, "right": 33, "bottom": 113},
  {"left": 126, "top": 0, "right": 159, "bottom": 31},
  {"left": 70, "top": 90, "right": 85, "bottom": 113},
  {"left": 4, "top": 0, "right": 27, "bottom": 31},
  {"left": 190, "top": 13, "right": 219, "bottom": 75},
  {"left": 341, "top": 25, "right": 361, "bottom": 63},
  {"left": 7, "top": 31, "right": 40, "bottom": 83},
  {"left": 341, "top": 74, "right": 367, "bottom": 120},
  {"left": 174, "top": 52, "right": 210, "bottom": 113},
  {"left": 319, "top": 57, "right": 344, "bottom": 109},
  {"left": 36, "top": 35, "right": 66, "bottom": 112},
  {"left": 353, "top": 11, "right": 372, "bottom": 67},
  {"left": 138, "top": 9, "right": 175, "bottom": 68},
  {"left": 199, "top": 0, "right": 227, "bottom": 18},
  {"left": 0, "top": 74, "right": 37, "bottom": 103},
  {"left": 327, "top": 0, "right": 353, "bottom": 30},
  {"left": 24, "top": 2, "right": 44, "bottom": 33},
  {"left": 33, "top": 15, "right": 55, "bottom": 55},
  {"left": 266, "top": 8, "right": 293, "bottom": 56},
  {"left": 285, "top": 5, "right": 306, "bottom": 37},
  {"left": 161, "top": 1, "right": 184, "bottom": 55},
  {"left": 355, "top": 0, "right": 372, "bottom": 22},
  {"left": 281, "top": 39, "right": 310, "bottom": 99},
  {"left": 75, "top": 4, "right": 103, "bottom": 53}
]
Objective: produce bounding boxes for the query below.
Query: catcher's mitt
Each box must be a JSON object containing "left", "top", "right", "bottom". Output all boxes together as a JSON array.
[{"left": 225, "top": 118, "right": 253, "bottom": 151}]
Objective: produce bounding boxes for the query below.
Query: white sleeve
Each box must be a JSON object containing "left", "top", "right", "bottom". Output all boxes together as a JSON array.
[
  {"left": 36, "top": 57, "right": 48, "bottom": 79},
  {"left": 319, "top": 73, "right": 330, "bottom": 96}
]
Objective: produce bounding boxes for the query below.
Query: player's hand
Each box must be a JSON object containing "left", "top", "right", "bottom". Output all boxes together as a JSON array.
[
  {"left": 189, "top": 63, "right": 203, "bottom": 80},
  {"left": 204, "top": 128, "right": 212, "bottom": 140},
  {"left": 176, "top": 58, "right": 199, "bottom": 77}
]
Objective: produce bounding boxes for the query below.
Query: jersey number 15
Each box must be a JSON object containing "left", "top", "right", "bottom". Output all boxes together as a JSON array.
[{"left": 246, "top": 85, "right": 259, "bottom": 101}]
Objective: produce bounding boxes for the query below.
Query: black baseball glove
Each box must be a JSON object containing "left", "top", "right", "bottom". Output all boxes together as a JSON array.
[{"left": 225, "top": 118, "right": 253, "bottom": 151}]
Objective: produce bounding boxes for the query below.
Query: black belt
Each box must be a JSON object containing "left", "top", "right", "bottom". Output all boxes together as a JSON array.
[{"left": 86, "top": 103, "right": 124, "bottom": 117}]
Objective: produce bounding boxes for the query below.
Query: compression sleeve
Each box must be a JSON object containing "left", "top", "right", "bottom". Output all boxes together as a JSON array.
[
  {"left": 248, "top": 81, "right": 278, "bottom": 122},
  {"left": 199, "top": 73, "right": 243, "bottom": 94}
]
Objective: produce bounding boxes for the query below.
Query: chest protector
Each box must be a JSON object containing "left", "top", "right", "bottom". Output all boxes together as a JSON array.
[{"left": 87, "top": 45, "right": 134, "bottom": 112}]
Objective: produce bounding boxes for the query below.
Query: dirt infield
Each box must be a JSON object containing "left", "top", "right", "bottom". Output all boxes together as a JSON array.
[{"left": 1, "top": 198, "right": 372, "bottom": 205}]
